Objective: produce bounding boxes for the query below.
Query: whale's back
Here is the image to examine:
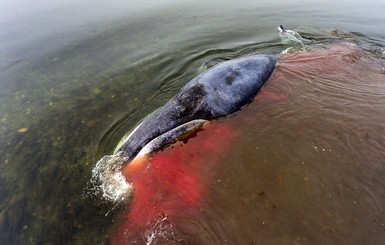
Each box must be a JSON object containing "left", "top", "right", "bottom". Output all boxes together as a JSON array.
[{"left": 181, "top": 55, "right": 278, "bottom": 117}]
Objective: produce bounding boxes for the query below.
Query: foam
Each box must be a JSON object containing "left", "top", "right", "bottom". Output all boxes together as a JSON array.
[{"left": 90, "top": 151, "right": 134, "bottom": 203}]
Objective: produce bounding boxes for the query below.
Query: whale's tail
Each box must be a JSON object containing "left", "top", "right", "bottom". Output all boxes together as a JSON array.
[
  {"left": 278, "top": 25, "right": 304, "bottom": 46},
  {"left": 277, "top": 25, "right": 287, "bottom": 33}
]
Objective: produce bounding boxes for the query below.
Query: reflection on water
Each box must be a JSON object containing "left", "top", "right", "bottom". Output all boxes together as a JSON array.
[{"left": 1, "top": 0, "right": 385, "bottom": 244}]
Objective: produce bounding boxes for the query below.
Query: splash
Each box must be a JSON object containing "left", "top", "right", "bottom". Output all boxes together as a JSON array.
[
  {"left": 278, "top": 25, "right": 304, "bottom": 46},
  {"left": 278, "top": 25, "right": 310, "bottom": 55},
  {"left": 89, "top": 151, "right": 134, "bottom": 204},
  {"left": 144, "top": 214, "right": 179, "bottom": 245}
]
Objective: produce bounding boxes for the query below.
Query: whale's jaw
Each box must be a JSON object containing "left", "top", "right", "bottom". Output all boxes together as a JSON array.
[{"left": 134, "top": 119, "right": 207, "bottom": 158}]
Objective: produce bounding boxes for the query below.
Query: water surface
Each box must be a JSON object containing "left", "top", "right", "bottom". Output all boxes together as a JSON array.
[{"left": 1, "top": 0, "right": 385, "bottom": 244}]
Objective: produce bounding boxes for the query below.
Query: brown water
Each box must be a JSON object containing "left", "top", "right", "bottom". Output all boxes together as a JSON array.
[{"left": 199, "top": 43, "right": 385, "bottom": 244}]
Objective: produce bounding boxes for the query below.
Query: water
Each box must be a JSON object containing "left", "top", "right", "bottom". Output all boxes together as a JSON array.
[{"left": 1, "top": 0, "right": 385, "bottom": 244}]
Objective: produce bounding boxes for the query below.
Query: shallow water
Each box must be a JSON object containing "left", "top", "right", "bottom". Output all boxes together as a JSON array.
[{"left": 1, "top": 0, "right": 385, "bottom": 244}]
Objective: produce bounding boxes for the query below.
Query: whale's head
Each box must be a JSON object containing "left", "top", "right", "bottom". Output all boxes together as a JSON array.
[{"left": 113, "top": 54, "right": 279, "bottom": 165}]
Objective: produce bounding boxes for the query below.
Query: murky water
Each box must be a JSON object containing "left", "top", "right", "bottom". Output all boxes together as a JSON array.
[
  {"left": 1, "top": 0, "right": 385, "bottom": 244},
  {"left": 203, "top": 44, "right": 385, "bottom": 244}
]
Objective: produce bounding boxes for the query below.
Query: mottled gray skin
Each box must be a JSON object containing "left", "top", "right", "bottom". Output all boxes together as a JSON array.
[{"left": 119, "top": 55, "right": 278, "bottom": 160}]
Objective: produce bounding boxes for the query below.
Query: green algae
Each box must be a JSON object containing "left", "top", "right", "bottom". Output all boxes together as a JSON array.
[{"left": 0, "top": 44, "right": 161, "bottom": 244}]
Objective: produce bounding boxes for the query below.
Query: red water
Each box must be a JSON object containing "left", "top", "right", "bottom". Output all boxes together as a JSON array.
[{"left": 111, "top": 122, "right": 236, "bottom": 244}]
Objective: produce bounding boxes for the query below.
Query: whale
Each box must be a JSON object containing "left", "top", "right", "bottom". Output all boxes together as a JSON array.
[{"left": 118, "top": 54, "right": 278, "bottom": 161}]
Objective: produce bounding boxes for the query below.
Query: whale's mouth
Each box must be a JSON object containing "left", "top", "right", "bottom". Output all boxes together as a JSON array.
[
  {"left": 88, "top": 119, "right": 208, "bottom": 204},
  {"left": 114, "top": 119, "right": 208, "bottom": 157}
]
